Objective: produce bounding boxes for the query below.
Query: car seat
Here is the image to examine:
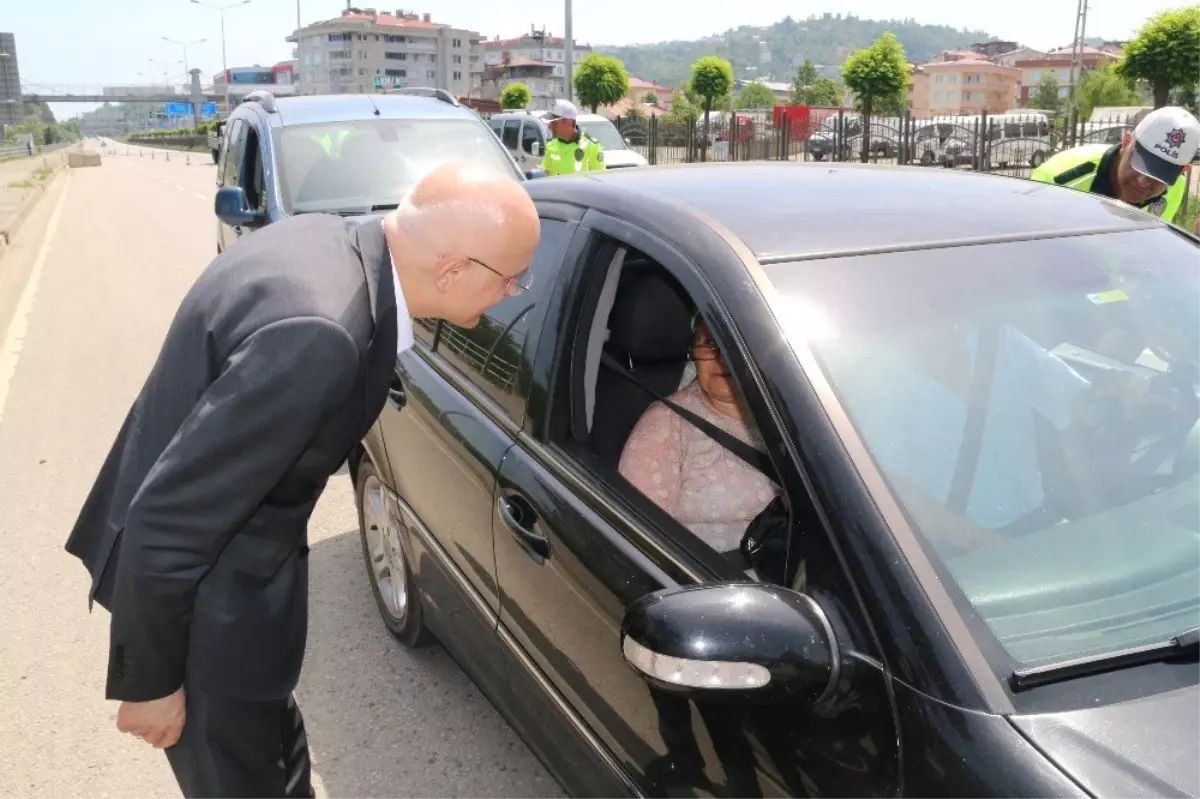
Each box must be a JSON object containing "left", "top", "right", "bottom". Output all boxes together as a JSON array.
[{"left": 591, "top": 271, "right": 695, "bottom": 469}]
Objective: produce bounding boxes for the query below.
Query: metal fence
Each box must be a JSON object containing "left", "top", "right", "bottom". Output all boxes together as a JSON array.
[{"left": 613, "top": 110, "right": 1197, "bottom": 218}]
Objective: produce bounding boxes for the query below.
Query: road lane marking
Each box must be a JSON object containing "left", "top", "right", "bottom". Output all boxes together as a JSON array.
[
  {"left": 192, "top": 193, "right": 207, "bottom": 200},
  {"left": 0, "top": 173, "right": 71, "bottom": 426}
]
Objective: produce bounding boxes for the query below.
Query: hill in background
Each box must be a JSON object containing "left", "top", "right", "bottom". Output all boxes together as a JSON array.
[{"left": 598, "top": 13, "right": 994, "bottom": 89}]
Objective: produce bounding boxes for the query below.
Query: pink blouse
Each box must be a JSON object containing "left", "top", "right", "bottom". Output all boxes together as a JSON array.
[{"left": 618, "top": 381, "right": 779, "bottom": 553}]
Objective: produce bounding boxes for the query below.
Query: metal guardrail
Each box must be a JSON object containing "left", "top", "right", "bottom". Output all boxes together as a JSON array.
[{"left": 0, "top": 141, "right": 73, "bottom": 161}]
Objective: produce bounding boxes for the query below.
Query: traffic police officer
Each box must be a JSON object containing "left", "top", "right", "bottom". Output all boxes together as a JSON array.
[
  {"left": 1032, "top": 106, "right": 1199, "bottom": 223},
  {"left": 541, "top": 99, "right": 606, "bottom": 176}
]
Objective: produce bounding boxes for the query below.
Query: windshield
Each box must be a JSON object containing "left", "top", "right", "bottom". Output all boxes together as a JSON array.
[
  {"left": 579, "top": 119, "right": 628, "bottom": 150},
  {"left": 766, "top": 229, "right": 1200, "bottom": 672},
  {"left": 275, "top": 118, "right": 518, "bottom": 215}
]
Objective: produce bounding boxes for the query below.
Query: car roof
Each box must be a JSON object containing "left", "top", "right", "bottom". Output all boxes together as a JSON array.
[
  {"left": 526, "top": 162, "right": 1165, "bottom": 261},
  {"left": 247, "top": 94, "right": 481, "bottom": 128}
]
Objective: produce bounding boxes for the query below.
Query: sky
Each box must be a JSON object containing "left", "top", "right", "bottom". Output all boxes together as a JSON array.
[{"left": 4, "top": 0, "right": 1185, "bottom": 119}]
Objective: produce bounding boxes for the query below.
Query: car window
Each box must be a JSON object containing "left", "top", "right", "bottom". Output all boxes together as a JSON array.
[
  {"left": 429, "top": 219, "right": 572, "bottom": 421},
  {"left": 221, "top": 119, "right": 246, "bottom": 187},
  {"left": 520, "top": 121, "right": 542, "bottom": 154},
  {"left": 501, "top": 119, "right": 521, "bottom": 151},
  {"left": 274, "top": 117, "right": 519, "bottom": 215},
  {"left": 489, "top": 119, "right": 504, "bottom": 139},
  {"left": 242, "top": 125, "right": 265, "bottom": 212},
  {"left": 577, "top": 119, "right": 627, "bottom": 151},
  {"left": 764, "top": 228, "right": 1200, "bottom": 671}
]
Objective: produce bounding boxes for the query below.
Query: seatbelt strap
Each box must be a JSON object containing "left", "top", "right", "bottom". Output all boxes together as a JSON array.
[
  {"left": 946, "top": 324, "right": 1001, "bottom": 513},
  {"left": 601, "top": 352, "right": 776, "bottom": 479}
]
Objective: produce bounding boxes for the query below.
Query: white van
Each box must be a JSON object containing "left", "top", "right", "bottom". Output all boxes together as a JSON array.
[
  {"left": 489, "top": 109, "right": 649, "bottom": 171},
  {"left": 912, "top": 116, "right": 977, "bottom": 167},
  {"left": 983, "top": 112, "right": 1052, "bottom": 169}
]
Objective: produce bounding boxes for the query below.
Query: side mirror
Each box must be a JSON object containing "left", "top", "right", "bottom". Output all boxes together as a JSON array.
[
  {"left": 524, "top": 168, "right": 547, "bottom": 180},
  {"left": 621, "top": 583, "right": 836, "bottom": 704},
  {"left": 530, "top": 141, "right": 541, "bottom": 157},
  {"left": 214, "top": 186, "right": 263, "bottom": 227}
]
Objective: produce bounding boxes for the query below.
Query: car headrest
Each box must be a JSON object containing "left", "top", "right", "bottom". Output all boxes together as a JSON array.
[{"left": 609, "top": 273, "right": 693, "bottom": 364}]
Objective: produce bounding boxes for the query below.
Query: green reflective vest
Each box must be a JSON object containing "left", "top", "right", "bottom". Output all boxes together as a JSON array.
[
  {"left": 542, "top": 134, "right": 606, "bottom": 176},
  {"left": 1031, "top": 143, "right": 1187, "bottom": 224}
]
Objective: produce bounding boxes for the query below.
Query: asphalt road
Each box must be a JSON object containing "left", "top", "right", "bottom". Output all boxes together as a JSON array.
[{"left": 0, "top": 141, "right": 561, "bottom": 798}]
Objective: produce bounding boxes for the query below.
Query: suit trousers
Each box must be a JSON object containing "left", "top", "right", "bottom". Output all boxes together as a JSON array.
[{"left": 165, "top": 687, "right": 314, "bottom": 799}]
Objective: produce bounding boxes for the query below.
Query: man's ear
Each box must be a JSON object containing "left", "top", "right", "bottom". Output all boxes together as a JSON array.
[{"left": 433, "top": 255, "right": 463, "bottom": 292}]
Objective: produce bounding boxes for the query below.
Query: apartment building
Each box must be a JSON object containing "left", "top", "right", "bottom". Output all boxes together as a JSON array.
[
  {"left": 288, "top": 8, "right": 483, "bottom": 97},
  {"left": 909, "top": 58, "right": 1021, "bottom": 117},
  {"left": 213, "top": 63, "right": 298, "bottom": 97},
  {"left": 480, "top": 28, "right": 592, "bottom": 109},
  {"left": 1014, "top": 46, "right": 1119, "bottom": 106}
]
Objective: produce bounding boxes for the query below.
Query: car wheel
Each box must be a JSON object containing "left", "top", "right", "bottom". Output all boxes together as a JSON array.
[
  {"left": 1030, "top": 151, "right": 1046, "bottom": 168},
  {"left": 355, "top": 457, "right": 433, "bottom": 647},
  {"left": 920, "top": 151, "right": 935, "bottom": 166},
  {"left": 211, "top": 149, "right": 219, "bottom": 164}
]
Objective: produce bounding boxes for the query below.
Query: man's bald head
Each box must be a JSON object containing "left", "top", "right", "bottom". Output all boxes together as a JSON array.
[{"left": 384, "top": 161, "right": 540, "bottom": 327}]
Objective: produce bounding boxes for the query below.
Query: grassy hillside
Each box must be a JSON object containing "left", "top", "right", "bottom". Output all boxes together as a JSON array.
[{"left": 598, "top": 13, "right": 994, "bottom": 88}]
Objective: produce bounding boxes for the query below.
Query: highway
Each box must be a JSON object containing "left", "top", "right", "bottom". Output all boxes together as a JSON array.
[{"left": 0, "top": 141, "right": 561, "bottom": 798}]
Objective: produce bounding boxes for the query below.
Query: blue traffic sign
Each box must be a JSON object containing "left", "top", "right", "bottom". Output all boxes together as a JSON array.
[
  {"left": 200, "top": 103, "right": 218, "bottom": 116},
  {"left": 164, "top": 102, "right": 193, "bottom": 117}
]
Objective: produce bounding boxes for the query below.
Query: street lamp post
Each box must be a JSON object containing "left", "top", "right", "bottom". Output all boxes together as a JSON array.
[
  {"left": 190, "top": 0, "right": 253, "bottom": 115},
  {"left": 563, "top": 0, "right": 574, "bottom": 103},
  {"left": 163, "top": 37, "right": 207, "bottom": 128}
]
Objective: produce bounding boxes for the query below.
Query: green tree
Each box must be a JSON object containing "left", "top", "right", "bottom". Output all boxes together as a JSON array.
[
  {"left": 1029, "top": 73, "right": 1064, "bottom": 114},
  {"left": 790, "top": 60, "right": 821, "bottom": 103},
  {"left": 1117, "top": 6, "right": 1200, "bottom": 108},
  {"left": 841, "top": 32, "right": 909, "bottom": 160},
  {"left": 499, "top": 82, "right": 532, "bottom": 110},
  {"left": 642, "top": 91, "right": 660, "bottom": 106},
  {"left": 574, "top": 53, "right": 631, "bottom": 113},
  {"left": 690, "top": 55, "right": 734, "bottom": 151},
  {"left": 736, "top": 81, "right": 778, "bottom": 109},
  {"left": 1078, "top": 62, "right": 1141, "bottom": 120},
  {"left": 664, "top": 89, "right": 700, "bottom": 124}
]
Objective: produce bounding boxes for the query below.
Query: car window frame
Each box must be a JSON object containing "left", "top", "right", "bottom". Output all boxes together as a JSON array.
[
  {"left": 219, "top": 118, "right": 247, "bottom": 187},
  {"left": 519, "top": 120, "right": 543, "bottom": 155},
  {"left": 240, "top": 119, "right": 267, "bottom": 213},
  {"left": 523, "top": 210, "right": 809, "bottom": 582},
  {"left": 413, "top": 201, "right": 585, "bottom": 436},
  {"left": 501, "top": 119, "right": 521, "bottom": 151}
]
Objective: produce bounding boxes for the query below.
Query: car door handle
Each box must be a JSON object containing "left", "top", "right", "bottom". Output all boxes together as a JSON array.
[
  {"left": 387, "top": 375, "right": 406, "bottom": 409},
  {"left": 497, "top": 494, "right": 550, "bottom": 562}
]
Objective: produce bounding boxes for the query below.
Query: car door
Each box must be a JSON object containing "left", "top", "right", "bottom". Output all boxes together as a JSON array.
[
  {"left": 493, "top": 214, "right": 901, "bottom": 797},
  {"left": 500, "top": 118, "right": 523, "bottom": 167},
  {"left": 371, "top": 202, "right": 582, "bottom": 710},
  {"left": 216, "top": 117, "right": 247, "bottom": 251}
]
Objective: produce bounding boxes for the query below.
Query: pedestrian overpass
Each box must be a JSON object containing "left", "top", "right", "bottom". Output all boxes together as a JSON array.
[{"left": 19, "top": 81, "right": 224, "bottom": 105}]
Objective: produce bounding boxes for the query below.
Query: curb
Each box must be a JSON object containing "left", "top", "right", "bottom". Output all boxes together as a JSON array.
[{"left": 0, "top": 166, "right": 67, "bottom": 247}]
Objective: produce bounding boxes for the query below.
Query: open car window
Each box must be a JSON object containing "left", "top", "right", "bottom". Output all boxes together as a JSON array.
[{"left": 764, "top": 228, "right": 1200, "bottom": 672}]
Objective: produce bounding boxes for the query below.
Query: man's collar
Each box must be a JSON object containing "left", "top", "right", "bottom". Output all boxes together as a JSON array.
[{"left": 382, "top": 220, "right": 415, "bottom": 355}]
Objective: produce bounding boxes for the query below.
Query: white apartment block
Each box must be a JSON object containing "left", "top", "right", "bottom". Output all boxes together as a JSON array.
[
  {"left": 287, "top": 8, "right": 483, "bottom": 97},
  {"left": 480, "top": 29, "right": 592, "bottom": 109}
]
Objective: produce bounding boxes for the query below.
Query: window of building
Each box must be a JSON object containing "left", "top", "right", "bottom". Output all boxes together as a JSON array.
[
  {"left": 935, "top": 74, "right": 944, "bottom": 84},
  {"left": 453, "top": 38, "right": 463, "bottom": 48},
  {"left": 329, "top": 49, "right": 351, "bottom": 60},
  {"left": 949, "top": 74, "right": 959, "bottom": 84},
  {"left": 965, "top": 74, "right": 982, "bottom": 84},
  {"left": 934, "top": 91, "right": 944, "bottom": 101},
  {"left": 385, "top": 69, "right": 406, "bottom": 78},
  {"left": 963, "top": 91, "right": 975, "bottom": 101},
  {"left": 327, "top": 33, "right": 352, "bottom": 43},
  {"left": 385, "top": 52, "right": 407, "bottom": 61},
  {"left": 947, "top": 90, "right": 957, "bottom": 100},
  {"left": 453, "top": 55, "right": 462, "bottom": 64},
  {"left": 1029, "top": 70, "right": 1042, "bottom": 82},
  {"left": 359, "top": 68, "right": 367, "bottom": 76},
  {"left": 427, "top": 70, "right": 436, "bottom": 79},
  {"left": 384, "top": 34, "right": 406, "bottom": 44},
  {"left": 453, "top": 71, "right": 462, "bottom": 81}
]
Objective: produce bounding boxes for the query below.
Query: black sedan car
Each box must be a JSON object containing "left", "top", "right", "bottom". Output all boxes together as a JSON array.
[{"left": 349, "top": 162, "right": 1199, "bottom": 798}]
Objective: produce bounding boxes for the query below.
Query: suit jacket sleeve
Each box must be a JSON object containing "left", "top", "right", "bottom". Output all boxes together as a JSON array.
[{"left": 107, "top": 316, "right": 360, "bottom": 701}]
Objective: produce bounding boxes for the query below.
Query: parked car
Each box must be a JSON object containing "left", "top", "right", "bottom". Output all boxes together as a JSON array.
[
  {"left": 489, "top": 109, "right": 649, "bottom": 173},
  {"left": 212, "top": 89, "right": 528, "bottom": 254},
  {"left": 349, "top": 162, "right": 1199, "bottom": 798}
]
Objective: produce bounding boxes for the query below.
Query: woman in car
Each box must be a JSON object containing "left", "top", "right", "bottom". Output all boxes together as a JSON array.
[{"left": 618, "top": 316, "right": 778, "bottom": 554}]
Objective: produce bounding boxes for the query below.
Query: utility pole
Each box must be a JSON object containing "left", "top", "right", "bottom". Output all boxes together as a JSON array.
[
  {"left": 1067, "top": 0, "right": 1089, "bottom": 144},
  {"left": 564, "top": 0, "right": 574, "bottom": 103}
]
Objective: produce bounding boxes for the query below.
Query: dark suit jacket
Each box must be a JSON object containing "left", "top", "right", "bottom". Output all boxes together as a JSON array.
[{"left": 66, "top": 214, "right": 398, "bottom": 703}]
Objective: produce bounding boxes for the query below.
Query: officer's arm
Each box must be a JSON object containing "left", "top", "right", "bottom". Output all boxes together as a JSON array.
[{"left": 541, "top": 145, "right": 552, "bottom": 172}]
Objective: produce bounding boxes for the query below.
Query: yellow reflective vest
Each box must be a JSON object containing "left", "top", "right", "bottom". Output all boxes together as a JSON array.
[
  {"left": 542, "top": 134, "right": 606, "bottom": 176},
  {"left": 1031, "top": 143, "right": 1187, "bottom": 224}
]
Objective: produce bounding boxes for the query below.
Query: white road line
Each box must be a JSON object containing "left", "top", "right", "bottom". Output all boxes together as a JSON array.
[
  {"left": 192, "top": 193, "right": 207, "bottom": 200},
  {"left": 0, "top": 173, "right": 71, "bottom": 426}
]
